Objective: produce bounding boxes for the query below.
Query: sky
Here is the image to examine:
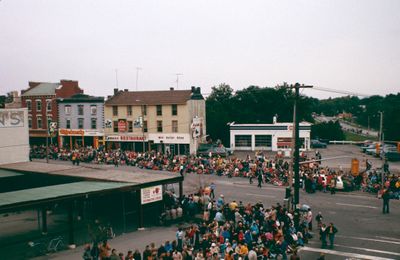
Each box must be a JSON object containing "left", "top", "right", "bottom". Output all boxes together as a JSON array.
[{"left": 1, "top": 0, "right": 399, "bottom": 99}]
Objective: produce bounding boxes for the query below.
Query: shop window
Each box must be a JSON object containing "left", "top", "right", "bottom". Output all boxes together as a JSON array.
[
  {"left": 172, "top": 120, "right": 178, "bottom": 133},
  {"left": 172, "top": 104, "right": 178, "bottom": 116},
  {"left": 255, "top": 135, "right": 272, "bottom": 147},
  {"left": 235, "top": 135, "right": 251, "bottom": 147},
  {"left": 156, "top": 105, "right": 162, "bottom": 116},
  {"left": 112, "top": 106, "right": 118, "bottom": 116},
  {"left": 65, "top": 105, "right": 72, "bottom": 115},
  {"left": 157, "top": 120, "right": 163, "bottom": 132},
  {"left": 91, "top": 118, "right": 97, "bottom": 129}
]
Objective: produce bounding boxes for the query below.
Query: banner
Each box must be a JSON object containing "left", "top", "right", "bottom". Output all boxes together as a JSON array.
[
  {"left": 141, "top": 185, "right": 163, "bottom": 204},
  {"left": 0, "top": 110, "right": 24, "bottom": 128}
]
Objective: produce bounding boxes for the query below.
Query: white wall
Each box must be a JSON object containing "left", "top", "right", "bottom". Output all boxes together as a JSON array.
[{"left": 0, "top": 108, "right": 29, "bottom": 165}]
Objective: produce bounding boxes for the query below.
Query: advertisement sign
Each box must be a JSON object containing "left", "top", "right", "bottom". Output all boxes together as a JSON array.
[
  {"left": 59, "top": 129, "right": 104, "bottom": 136},
  {"left": 191, "top": 117, "right": 203, "bottom": 139},
  {"left": 118, "top": 119, "right": 127, "bottom": 132},
  {"left": 141, "top": 185, "right": 163, "bottom": 204},
  {"left": 149, "top": 133, "right": 190, "bottom": 144},
  {"left": 106, "top": 135, "right": 146, "bottom": 142},
  {"left": 0, "top": 110, "right": 24, "bottom": 128}
]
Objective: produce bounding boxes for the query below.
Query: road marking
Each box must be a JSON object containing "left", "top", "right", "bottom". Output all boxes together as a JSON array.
[
  {"left": 307, "top": 241, "right": 400, "bottom": 257},
  {"left": 376, "top": 236, "right": 400, "bottom": 242},
  {"left": 245, "top": 193, "right": 276, "bottom": 198},
  {"left": 300, "top": 246, "right": 395, "bottom": 260},
  {"left": 336, "top": 202, "right": 378, "bottom": 209},
  {"left": 336, "top": 235, "right": 400, "bottom": 245}
]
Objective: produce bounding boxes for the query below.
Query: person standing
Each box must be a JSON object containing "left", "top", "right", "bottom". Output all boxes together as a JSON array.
[
  {"left": 210, "top": 182, "right": 216, "bottom": 199},
  {"left": 306, "top": 208, "right": 313, "bottom": 231},
  {"left": 330, "top": 176, "right": 336, "bottom": 195},
  {"left": 257, "top": 172, "right": 263, "bottom": 188},
  {"left": 319, "top": 224, "right": 327, "bottom": 248},
  {"left": 382, "top": 189, "right": 390, "bottom": 214},
  {"left": 327, "top": 223, "right": 338, "bottom": 248}
]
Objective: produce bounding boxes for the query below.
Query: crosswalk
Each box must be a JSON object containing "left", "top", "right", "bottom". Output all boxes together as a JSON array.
[{"left": 299, "top": 235, "right": 400, "bottom": 260}]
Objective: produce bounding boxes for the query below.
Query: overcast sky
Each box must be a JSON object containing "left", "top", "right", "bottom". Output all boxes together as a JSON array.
[{"left": 1, "top": 0, "right": 399, "bottom": 99}]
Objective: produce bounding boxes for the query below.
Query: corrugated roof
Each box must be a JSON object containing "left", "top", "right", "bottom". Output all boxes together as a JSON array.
[
  {"left": 105, "top": 90, "right": 193, "bottom": 105},
  {"left": 22, "top": 83, "right": 60, "bottom": 97},
  {"left": 0, "top": 181, "right": 133, "bottom": 208}
]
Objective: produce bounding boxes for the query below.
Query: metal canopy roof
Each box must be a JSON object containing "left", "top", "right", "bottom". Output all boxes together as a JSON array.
[
  {"left": 0, "top": 169, "right": 23, "bottom": 178},
  {"left": 0, "top": 181, "right": 133, "bottom": 211}
]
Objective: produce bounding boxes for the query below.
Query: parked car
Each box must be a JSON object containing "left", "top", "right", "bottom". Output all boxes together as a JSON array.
[
  {"left": 311, "top": 139, "right": 327, "bottom": 148},
  {"left": 381, "top": 147, "right": 400, "bottom": 161},
  {"left": 361, "top": 143, "right": 377, "bottom": 153}
]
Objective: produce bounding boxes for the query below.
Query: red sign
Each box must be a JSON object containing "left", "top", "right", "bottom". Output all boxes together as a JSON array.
[{"left": 118, "top": 120, "right": 127, "bottom": 132}]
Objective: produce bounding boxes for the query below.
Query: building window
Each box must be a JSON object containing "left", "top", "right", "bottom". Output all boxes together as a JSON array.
[
  {"left": 143, "top": 121, "right": 148, "bottom": 132},
  {"left": 28, "top": 117, "right": 32, "bottom": 128},
  {"left": 113, "top": 121, "right": 118, "bottom": 132},
  {"left": 46, "top": 99, "right": 52, "bottom": 112},
  {"left": 172, "top": 120, "right": 178, "bottom": 133},
  {"left": 91, "top": 118, "right": 97, "bottom": 129},
  {"left": 235, "top": 135, "right": 251, "bottom": 147},
  {"left": 128, "top": 121, "right": 133, "bottom": 132},
  {"left": 112, "top": 106, "right": 118, "bottom": 116},
  {"left": 157, "top": 120, "right": 163, "bottom": 132},
  {"left": 36, "top": 100, "right": 42, "bottom": 111},
  {"left": 142, "top": 105, "right": 147, "bottom": 116},
  {"left": 156, "top": 105, "right": 162, "bottom": 116},
  {"left": 78, "top": 118, "right": 84, "bottom": 129},
  {"left": 26, "top": 100, "right": 32, "bottom": 111},
  {"left": 37, "top": 116, "right": 42, "bottom": 129},
  {"left": 66, "top": 119, "right": 71, "bottom": 129},
  {"left": 127, "top": 105, "right": 132, "bottom": 116},
  {"left": 78, "top": 105, "right": 84, "bottom": 116},
  {"left": 47, "top": 116, "right": 52, "bottom": 128},
  {"left": 255, "top": 135, "right": 272, "bottom": 147},
  {"left": 65, "top": 105, "right": 71, "bottom": 115},
  {"left": 90, "top": 105, "right": 97, "bottom": 116},
  {"left": 172, "top": 104, "right": 178, "bottom": 116}
]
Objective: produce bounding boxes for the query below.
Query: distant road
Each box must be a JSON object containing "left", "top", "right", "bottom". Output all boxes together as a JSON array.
[{"left": 314, "top": 115, "right": 379, "bottom": 138}]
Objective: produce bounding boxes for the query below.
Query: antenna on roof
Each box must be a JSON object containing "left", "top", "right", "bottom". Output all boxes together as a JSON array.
[{"left": 175, "top": 73, "right": 183, "bottom": 89}]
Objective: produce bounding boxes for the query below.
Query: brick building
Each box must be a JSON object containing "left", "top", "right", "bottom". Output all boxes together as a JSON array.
[{"left": 21, "top": 80, "right": 83, "bottom": 144}]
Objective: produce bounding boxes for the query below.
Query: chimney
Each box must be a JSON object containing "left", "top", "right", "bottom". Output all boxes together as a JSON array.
[
  {"left": 170, "top": 87, "right": 174, "bottom": 91},
  {"left": 28, "top": 81, "right": 41, "bottom": 88},
  {"left": 114, "top": 88, "right": 119, "bottom": 95},
  {"left": 191, "top": 86, "right": 196, "bottom": 92}
]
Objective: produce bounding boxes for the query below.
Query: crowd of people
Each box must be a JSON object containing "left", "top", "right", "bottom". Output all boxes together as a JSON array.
[
  {"left": 83, "top": 188, "right": 337, "bottom": 260},
  {"left": 29, "top": 145, "right": 400, "bottom": 198}
]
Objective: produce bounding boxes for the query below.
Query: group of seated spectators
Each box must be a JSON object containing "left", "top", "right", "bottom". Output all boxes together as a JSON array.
[{"left": 85, "top": 189, "right": 320, "bottom": 260}]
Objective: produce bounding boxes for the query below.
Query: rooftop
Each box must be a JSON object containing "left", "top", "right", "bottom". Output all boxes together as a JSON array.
[
  {"left": 57, "top": 93, "right": 104, "bottom": 103},
  {"left": 21, "top": 82, "right": 60, "bottom": 97}
]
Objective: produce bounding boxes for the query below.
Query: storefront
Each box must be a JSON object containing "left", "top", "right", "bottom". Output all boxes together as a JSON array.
[
  {"left": 229, "top": 121, "right": 311, "bottom": 152},
  {"left": 148, "top": 133, "right": 190, "bottom": 155},
  {"left": 105, "top": 135, "right": 148, "bottom": 151},
  {"left": 58, "top": 129, "right": 104, "bottom": 149}
]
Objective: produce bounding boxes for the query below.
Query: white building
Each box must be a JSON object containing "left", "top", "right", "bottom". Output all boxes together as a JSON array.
[
  {"left": 229, "top": 119, "right": 311, "bottom": 152},
  {"left": 0, "top": 108, "right": 29, "bottom": 164}
]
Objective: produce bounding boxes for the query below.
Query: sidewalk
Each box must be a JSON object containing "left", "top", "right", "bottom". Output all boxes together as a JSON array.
[{"left": 34, "top": 225, "right": 179, "bottom": 260}]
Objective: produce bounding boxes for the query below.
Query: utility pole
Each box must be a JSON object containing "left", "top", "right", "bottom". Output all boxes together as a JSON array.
[
  {"left": 379, "top": 111, "right": 383, "bottom": 143},
  {"left": 175, "top": 73, "right": 183, "bottom": 89},
  {"left": 115, "top": 69, "right": 119, "bottom": 88},
  {"left": 291, "top": 83, "right": 313, "bottom": 208}
]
